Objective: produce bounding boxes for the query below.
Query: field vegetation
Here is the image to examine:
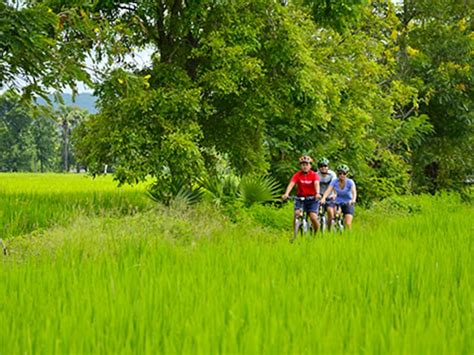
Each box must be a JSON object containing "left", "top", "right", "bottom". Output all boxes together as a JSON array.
[
  {"left": 0, "top": 174, "right": 151, "bottom": 239},
  {"left": 1, "top": 174, "right": 472, "bottom": 354}
]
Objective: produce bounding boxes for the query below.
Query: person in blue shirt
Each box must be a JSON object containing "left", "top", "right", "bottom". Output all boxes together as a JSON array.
[{"left": 320, "top": 164, "right": 357, "bottom": 230}]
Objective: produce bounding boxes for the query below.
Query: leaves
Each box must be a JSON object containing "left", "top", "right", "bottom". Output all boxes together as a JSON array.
[
  {"left": 239, "top": 175, "right": 282, "bottom": 207},
  {"left": 3, "top": 0, "right": 469, "bottom": 200}
]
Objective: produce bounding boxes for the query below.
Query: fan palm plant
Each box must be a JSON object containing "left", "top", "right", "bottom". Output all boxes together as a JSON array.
[
  {"left": 238, "top": 175, "right": 281, "bottom": 207},
  {"left": 198, "top": 174, "right": 240, "bottom": 206},
  {"left": 147, "top": 179, "right": 202, "bottom": 206}
]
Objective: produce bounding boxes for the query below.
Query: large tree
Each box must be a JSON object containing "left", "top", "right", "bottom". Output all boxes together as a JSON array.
[
  {"left": 64, "top": 0, "right": 433, "bottom": 202},
  {"left": 394, "top": 0, "right": 473, "bottom": 192}
]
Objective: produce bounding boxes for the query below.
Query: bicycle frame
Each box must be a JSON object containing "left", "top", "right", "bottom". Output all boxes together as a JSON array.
[
  {"left": 318, "top": 203, "right": 328, "bottom": 234},
  {"left": 290, "top": 196, "right": 315, "bottom": 242},
  {"left": 332, "top": 203, "right": 348, "bottom": 233}
]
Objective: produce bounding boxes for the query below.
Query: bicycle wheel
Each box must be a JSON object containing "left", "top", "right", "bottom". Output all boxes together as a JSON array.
[
  {"left": 292, "top": 218, "right": 302, "bottom": 242},
  {"left": 336, "top": 218, "right": 344, "bottom": 233},
  {"left": 300, "top": 218, "right": 308, "bottom": 237},
  {"left": 339, "top": 219, "right": 345, "bottom": 232},
  {"left": 320, "top": 215, "right": 327, "bottom": 234}
]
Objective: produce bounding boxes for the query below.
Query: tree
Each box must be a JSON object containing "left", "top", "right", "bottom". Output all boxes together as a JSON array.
[
  {"left": 74, "top": 0, "right": 334, "bottom": 189},
  {"left": 30, "top": 114, "right": 60, "bottom": 172},
  {"left": 0, "top": 1, "right": 92, "bottom": 100},
  {"left": 0, "top": 92, "right": 35, "bottom": 171},
  {"left": 292, "top": 0, "right": 369, "bottom": 31},
  {"left": 0, "top": 92, "right": 64, "bottom": 172},
  {"left": 53, "top": 105, "right": 88, "bottom": 172},
  {"left": 394, "top": 0, "right": 473, "bottom": 192},
  {"left": 68, "top": 0, "right": 434, "bottom": 202}
]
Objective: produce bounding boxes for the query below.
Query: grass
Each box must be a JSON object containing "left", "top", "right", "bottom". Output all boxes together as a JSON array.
[
  {"left": 0, "top": 173, "right": 151, "bottom": 238},
  {"left": 0, "top": 174, "right": 472, "bottom": 354}
]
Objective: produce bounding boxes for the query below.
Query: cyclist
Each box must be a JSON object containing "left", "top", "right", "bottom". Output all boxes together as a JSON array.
[
  {"left": 316, "top": 157, "right": 337, "bottom": 229},
  {"left": 320, "top": 164, "right": 357, "bottom": 230},
  {"left": 282, "top": 155, "right": 321, "bottom": 232}
]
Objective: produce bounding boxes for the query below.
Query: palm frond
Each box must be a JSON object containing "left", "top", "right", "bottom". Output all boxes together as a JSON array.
[
  {"left": 198, "top": 174, "right": 240, "bottom": 205},
  {"left": 238, "top": 175, "right": 281, "bottom": 207},
  {"left": 147, "top": 179, "right": 202, "bottom": 206}
]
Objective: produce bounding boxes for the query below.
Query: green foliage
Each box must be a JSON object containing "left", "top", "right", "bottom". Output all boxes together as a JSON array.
[
  {"left": 295, "top": 0, "right": 369, "bottom": 32},
  {"left": 0, "top": 92, "right": 89, "bottom": 172},
  {"left": 54, "top": 105, "right": 88, "bottom": 171},
  {"left": 72, "top": 0, "right": 432, "bottom": 204},
  {"left": 1, "top": 189, "right": 472, "bottom": 353},
  {"left": 75, "top": 69, "right": 206, "bottom": 191},
  {"left": 238, "top": 175, "right": 282, "bottom": 207},
  {"left": 198, "top": 173, "right": 281, "bottom": 208},
  {"left": 147, "top": 179, "right": 203, "bottom": 207},
  {"left": 243, "top": 202, "right": 293, "bottom": 230},
  {"left": 199, "top": 173, "right": 241, "bottom": 207},
  {"left": 0, "top": 2, "right": 91, "bottom": 99},
  {"left": 5, "top": 0, "right": 470, "bottom": 201},
  {"left": 0, "top": 173, "right": 151, "bottom": 238},
  {"left": 0, "top": 92, "right": 35, "bottom": 171},
  {"left": 394, "top": 0, "right": 474, "bottom": 193}
]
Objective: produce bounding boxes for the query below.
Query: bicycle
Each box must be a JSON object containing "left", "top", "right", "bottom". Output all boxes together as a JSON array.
[
  {"left": 331, "top": 202, "right": 354, "bottom": 233},
  {"left": 317, "top": 203, "right": 328, "bottom": 234},
  {"left": 289, "top": 196, "right": 316, "bottom": 243}
]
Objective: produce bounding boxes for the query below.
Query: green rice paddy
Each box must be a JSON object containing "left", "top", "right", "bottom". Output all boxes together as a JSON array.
[{"left": 0, "top": 174, "right": 472, "bottom": 354}]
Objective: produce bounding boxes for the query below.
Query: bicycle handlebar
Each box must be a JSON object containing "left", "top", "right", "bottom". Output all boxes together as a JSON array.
[{"left": 284, "top": 195, "right": 318, "bottom": 202}]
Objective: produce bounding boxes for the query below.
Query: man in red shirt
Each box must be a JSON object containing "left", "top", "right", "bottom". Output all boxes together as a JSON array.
[{"left": 282, "top": 155, "right": 321, "bottom": 234}]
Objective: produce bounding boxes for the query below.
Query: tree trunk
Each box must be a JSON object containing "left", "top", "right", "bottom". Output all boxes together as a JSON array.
[{"left": 63, "top": 120, "right": 69, "bottom": 172}]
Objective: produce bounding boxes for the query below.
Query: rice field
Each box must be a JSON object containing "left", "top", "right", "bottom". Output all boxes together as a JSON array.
[
  {"left": 0, "top": 173, "right": 151, "bottom": 238},
  {"left": 0, "top": 174, "right": 472, "bottom": 354}
]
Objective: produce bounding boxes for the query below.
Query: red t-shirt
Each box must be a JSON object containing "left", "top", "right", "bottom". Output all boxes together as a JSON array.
[{"left": 291, "top": 170, "right": 320, "bottom": 197}]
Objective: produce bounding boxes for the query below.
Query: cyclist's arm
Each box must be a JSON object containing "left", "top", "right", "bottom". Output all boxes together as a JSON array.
[
  {"left": 351, "top": 182, "right": 357, "bottom": 204},
  {"left": 282, "top": 181, "right": 296, "bottom": 199},
  {"left": 321, "top": 185, "right": 334, "bottom": 202},
  {"left": 314, "top": 180, "right": 321, "bottom": 198}
]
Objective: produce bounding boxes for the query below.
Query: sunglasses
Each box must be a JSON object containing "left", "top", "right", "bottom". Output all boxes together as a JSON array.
[
  {"left": 338, "top": 171, "right": 347, "bottom": 175},
  {"left": 318, "top": 164, "right": 328, "bottom": 168}
]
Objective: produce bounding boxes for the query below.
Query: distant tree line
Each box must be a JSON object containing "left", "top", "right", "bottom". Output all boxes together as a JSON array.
[
  {"left": 0, "top": 92, "right": 88, "bottom": 172},
  {"left": 1, "top": 0, "right": 472, "bottom": 202}
]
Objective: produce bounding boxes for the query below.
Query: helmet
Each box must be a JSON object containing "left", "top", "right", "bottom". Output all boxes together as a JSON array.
[
  {"left": 336, "top": 164, "right": 350, "bottom": 174},
  {"left": 318, "top": 157, "right": 329, "bottom": 166},
  {"left": 299, "top": 155, "right": 313, "bottom": 164}
]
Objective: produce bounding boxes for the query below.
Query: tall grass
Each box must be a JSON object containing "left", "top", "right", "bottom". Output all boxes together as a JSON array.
[
  {"left": 0, "top": 173, "right": 151, "bottom": 238},
  {"left": 1, "top": 187, "right": 472, "bottom": 354}
]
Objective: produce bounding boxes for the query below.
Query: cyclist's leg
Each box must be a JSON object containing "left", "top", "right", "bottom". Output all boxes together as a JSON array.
[
  {"left": 293, "top": 208, "right": 302, "bottom": 233},
  {"left": 309, "top": 211, "right": 319, "bottom": 231},
  {"left": 307, "top": 200, "right": 320, "bottom": 231},
  {"left": 291, "top": 199, "right": 304, "bottom": 241},
  {"left": 334, "top": 205, "right": 343, "bottom": 232},
  {"left": 318, "top": 205, "right": 327, "bottom": 233},
  {"left": 293, "top": 199, "right": 304, "bottom": 228},
  {"left": 344, "top": 214, "right": 353, "bottom": 229},
  {"left": 341, "top": 204, "right": 355, "bottom": 230},
  {"left": 326, "top": 200, "right": 335, "bottom": 230}
]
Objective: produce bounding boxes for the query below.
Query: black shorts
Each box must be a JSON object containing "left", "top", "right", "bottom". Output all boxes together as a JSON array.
[{"left": 338, "top": 203, "right": 355, "bottom": 216}]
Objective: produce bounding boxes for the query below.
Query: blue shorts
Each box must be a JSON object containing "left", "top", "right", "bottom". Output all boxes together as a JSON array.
[
  {"left": 295, "top": 197, "right": 320, "bottom": 214},
  {"left": 322, "top": 199, "right": 336, "bottom": 208},
  {"left": 336, "top": 203, "right": 355, "bottom": 216}
]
